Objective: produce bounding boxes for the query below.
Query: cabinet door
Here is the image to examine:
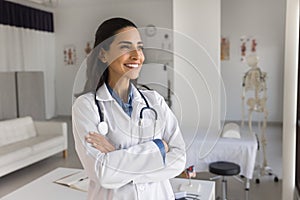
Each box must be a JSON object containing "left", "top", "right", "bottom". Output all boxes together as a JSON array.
[
  {"left": 0, "top": 72, "right": 17, "bottom": 120},
  {"left": 16, "top": 71, "right": 45, "bottom": 120}
]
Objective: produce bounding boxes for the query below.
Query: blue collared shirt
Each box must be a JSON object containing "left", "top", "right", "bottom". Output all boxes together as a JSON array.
[{"left": 106, "top": 83, "right": 133, "bottom": 117}]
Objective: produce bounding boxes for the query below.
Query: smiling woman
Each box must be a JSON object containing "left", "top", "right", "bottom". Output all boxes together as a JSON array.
[
  {"left": 72, "top": 17, "right": 186, "bottom": 200},
  {"left": 98, "top": 27, "right": 145, "bottom": 101}
]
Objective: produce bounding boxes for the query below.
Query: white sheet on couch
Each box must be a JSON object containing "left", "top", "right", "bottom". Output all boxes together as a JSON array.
[{"left": 182, "top": 128, "right": 257, "bottom": 179}]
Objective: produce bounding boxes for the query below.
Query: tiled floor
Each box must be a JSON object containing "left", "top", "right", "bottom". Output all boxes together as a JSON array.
[{"left": 0, "top": 116, "right": 282, "bottom": 199}]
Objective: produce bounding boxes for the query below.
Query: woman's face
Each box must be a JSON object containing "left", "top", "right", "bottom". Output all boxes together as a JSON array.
[{"left": 101, "top": 27, "right": 145, "bottom": 82}]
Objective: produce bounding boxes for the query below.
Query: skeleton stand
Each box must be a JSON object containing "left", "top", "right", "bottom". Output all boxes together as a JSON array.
[{"left": 241, "top": 55, "right": 278, "bottom": 184}]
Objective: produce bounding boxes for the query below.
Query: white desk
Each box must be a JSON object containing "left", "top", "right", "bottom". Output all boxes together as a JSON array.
[
  {"left": 1, "top": 167, "right": 215, "bottom": 200},
  {"left": 1, "top": 168, "right": 86, "bottom": 200},
  {"left": 170, "top": 178, "right": 215, "bottom": 200}
]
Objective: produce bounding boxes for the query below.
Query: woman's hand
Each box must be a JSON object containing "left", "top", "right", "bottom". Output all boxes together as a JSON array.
[
  {"left": 85, "top": 132, "right": 115, "bottom": 153},
  {"left": 162, "top": 140, "right": 169, "bottom": 153}
]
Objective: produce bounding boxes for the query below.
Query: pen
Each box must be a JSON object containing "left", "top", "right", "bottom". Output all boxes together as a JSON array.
[{"left": 78, "top": 177, "right": 88, "bottom": 182}]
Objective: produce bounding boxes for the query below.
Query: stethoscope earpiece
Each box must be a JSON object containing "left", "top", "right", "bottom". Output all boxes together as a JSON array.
[{"left": 97, "top": 121, "right": 108, "bottom": 135}]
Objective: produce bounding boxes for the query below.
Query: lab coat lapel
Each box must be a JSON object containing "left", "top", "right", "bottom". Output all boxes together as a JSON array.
[
  {"left": 131, "top": 84, "right": 144, "bottom": 104},
  {"left": 131, "top": 85, "right": 148, "bottom": 129},
  {"left": 95, "top": 84, "right": 114, "bottom": 102}
]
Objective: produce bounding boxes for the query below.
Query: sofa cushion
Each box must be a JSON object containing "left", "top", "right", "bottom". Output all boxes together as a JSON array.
[
  {"left": 0, "top": 117, "right": 37, "bottom": 146},
  {"left": 31, "top": 135, "right": 64, "bottom": 153},
  {"left": 0, "top": 144, "right": 31, "bottom": 167},
  {"left": 0, "top": 134, "right": 63, "bottom": 167}
]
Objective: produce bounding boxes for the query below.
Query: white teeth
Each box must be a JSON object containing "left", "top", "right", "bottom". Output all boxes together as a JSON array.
[{"left": 125, "top": 64, "right": 139, "bottom": 68}]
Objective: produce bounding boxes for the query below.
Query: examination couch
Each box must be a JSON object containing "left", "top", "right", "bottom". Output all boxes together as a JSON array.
[{"left": 0, "top": 116, "right": 68, "bottom": 177}]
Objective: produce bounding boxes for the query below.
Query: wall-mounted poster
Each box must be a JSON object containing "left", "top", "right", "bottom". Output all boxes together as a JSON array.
[
  {"left": 84, "top": 41, "right": 92, "bottom": 56},
  {"left": 64, "top": 45, "right": 76, "bottom": 65},
  {"left": 221, "top": 37, "right": 230, "bottom": 61},
  {"left": 240, "top": 36, "right": 257, "bottom": 62}
]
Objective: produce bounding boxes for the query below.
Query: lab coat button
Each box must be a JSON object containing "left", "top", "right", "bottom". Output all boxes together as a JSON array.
[{"left": 139, "top": 185, "right": 145, "bottom": 191}]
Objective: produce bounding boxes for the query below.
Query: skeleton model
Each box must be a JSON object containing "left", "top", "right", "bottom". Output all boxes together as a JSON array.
[
  {"left": 241, "top": 55, "right": 278, "bottom": 183},
  {"left": 241, "top": 54, "right": 267, "bottom": 134}
]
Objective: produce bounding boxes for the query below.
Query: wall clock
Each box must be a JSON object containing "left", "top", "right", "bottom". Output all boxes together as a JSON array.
[{"left": 145, "top": 24, "right": 157, "bottom": 37}]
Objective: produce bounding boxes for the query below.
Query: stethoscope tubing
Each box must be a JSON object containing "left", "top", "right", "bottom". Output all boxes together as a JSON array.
[
  {"left": 95, "top": 93, "right": 104, "bottom": 122},
  {"left": 95, "top": 85, "right": 158, "bottom": 132}
]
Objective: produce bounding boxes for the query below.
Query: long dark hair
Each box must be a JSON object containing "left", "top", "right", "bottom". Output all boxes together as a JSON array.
[{"left": 81, "top": 17, "right": 137, "bottom": 95}]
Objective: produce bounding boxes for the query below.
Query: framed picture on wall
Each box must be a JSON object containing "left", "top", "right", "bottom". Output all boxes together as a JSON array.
[
  {"left": 64, "top": 45, "right": 77, "bottom": 65},
  {"left": 240, "top": 36, "right": 257, "bottom": 62},
  {"left": 84, "top": 41, "right": 93, "bottom": 56},
  {"left": 221, "top": 37, "right": 230, "bottom": 61}
]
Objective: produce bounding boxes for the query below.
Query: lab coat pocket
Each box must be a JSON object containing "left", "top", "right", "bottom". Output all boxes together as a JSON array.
[
  {"left": 139, "top": 118, "right": 156, "bottom": 142},
  {"left": 139, "top": 119, "right": 166, "bottom": 143}
]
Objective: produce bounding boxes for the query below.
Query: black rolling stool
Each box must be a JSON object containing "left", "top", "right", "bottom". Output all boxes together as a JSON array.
[{"left": 209, "top": 161, "right": 241, "bottom": 200}]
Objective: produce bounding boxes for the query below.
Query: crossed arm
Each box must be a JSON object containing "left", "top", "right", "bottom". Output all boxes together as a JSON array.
[{"left": 85, "top": 131, "right": 169, "bottom": 153}]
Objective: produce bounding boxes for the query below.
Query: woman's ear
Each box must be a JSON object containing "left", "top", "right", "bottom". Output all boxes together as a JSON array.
[{"left": 98, "top": 48, "right": 107, "bottom": 63}]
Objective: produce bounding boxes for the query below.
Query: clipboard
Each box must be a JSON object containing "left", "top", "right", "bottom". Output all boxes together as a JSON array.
[{"left": 54, "top": 171, "right": 89, "bottom": 192}]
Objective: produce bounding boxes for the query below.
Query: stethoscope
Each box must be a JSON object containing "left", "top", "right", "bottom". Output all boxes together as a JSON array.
[{"left": 95, "top": 85, "right": 158, "bottom": 140}]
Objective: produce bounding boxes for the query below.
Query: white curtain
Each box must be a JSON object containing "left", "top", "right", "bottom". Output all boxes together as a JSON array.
[{"left": 0, "top": 24, "right": 55, "bottom": 119}]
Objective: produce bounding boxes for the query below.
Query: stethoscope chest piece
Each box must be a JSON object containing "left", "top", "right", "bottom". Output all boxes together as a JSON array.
[{"left": 98, "top": 121, "right": 108, "bottom": 135}]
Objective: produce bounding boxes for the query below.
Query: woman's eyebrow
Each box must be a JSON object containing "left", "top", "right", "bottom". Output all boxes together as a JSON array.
[{"left": 117, "top": 41, "right": 144, "bottom": 45}]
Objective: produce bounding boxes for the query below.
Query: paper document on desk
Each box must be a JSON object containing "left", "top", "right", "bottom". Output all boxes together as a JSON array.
[{"left": 54, "top": 171, "right": 89, "bottom": 192}]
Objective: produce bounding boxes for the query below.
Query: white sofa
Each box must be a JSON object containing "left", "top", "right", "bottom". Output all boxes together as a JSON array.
[{"left": 0, "top": 116, "right": 68, "bottom": 177}]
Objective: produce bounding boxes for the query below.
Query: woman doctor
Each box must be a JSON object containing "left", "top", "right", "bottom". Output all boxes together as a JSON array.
[{"left": 72, "top": 17, "right": 186, "bottom": 200}]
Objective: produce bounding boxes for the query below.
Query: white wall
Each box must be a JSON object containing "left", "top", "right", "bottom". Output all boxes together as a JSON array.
[
  {"left": 54, "top": 0, "right": 173, "bottom": 115},
  {"left": 221, "top": 0, "right": 286, "bottom": 122},
  {"left": 173, "top": 0, "right": 221, "bottom": 131}
]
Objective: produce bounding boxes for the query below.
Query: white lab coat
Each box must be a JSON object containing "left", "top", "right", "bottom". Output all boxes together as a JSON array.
[{"left": 72, "top": 83, "right": 186, "bottom": 200}]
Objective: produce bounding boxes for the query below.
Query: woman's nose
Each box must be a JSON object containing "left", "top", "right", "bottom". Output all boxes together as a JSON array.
[{"left": 130, "top": 49, "right": 141, "bottom": 60}]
